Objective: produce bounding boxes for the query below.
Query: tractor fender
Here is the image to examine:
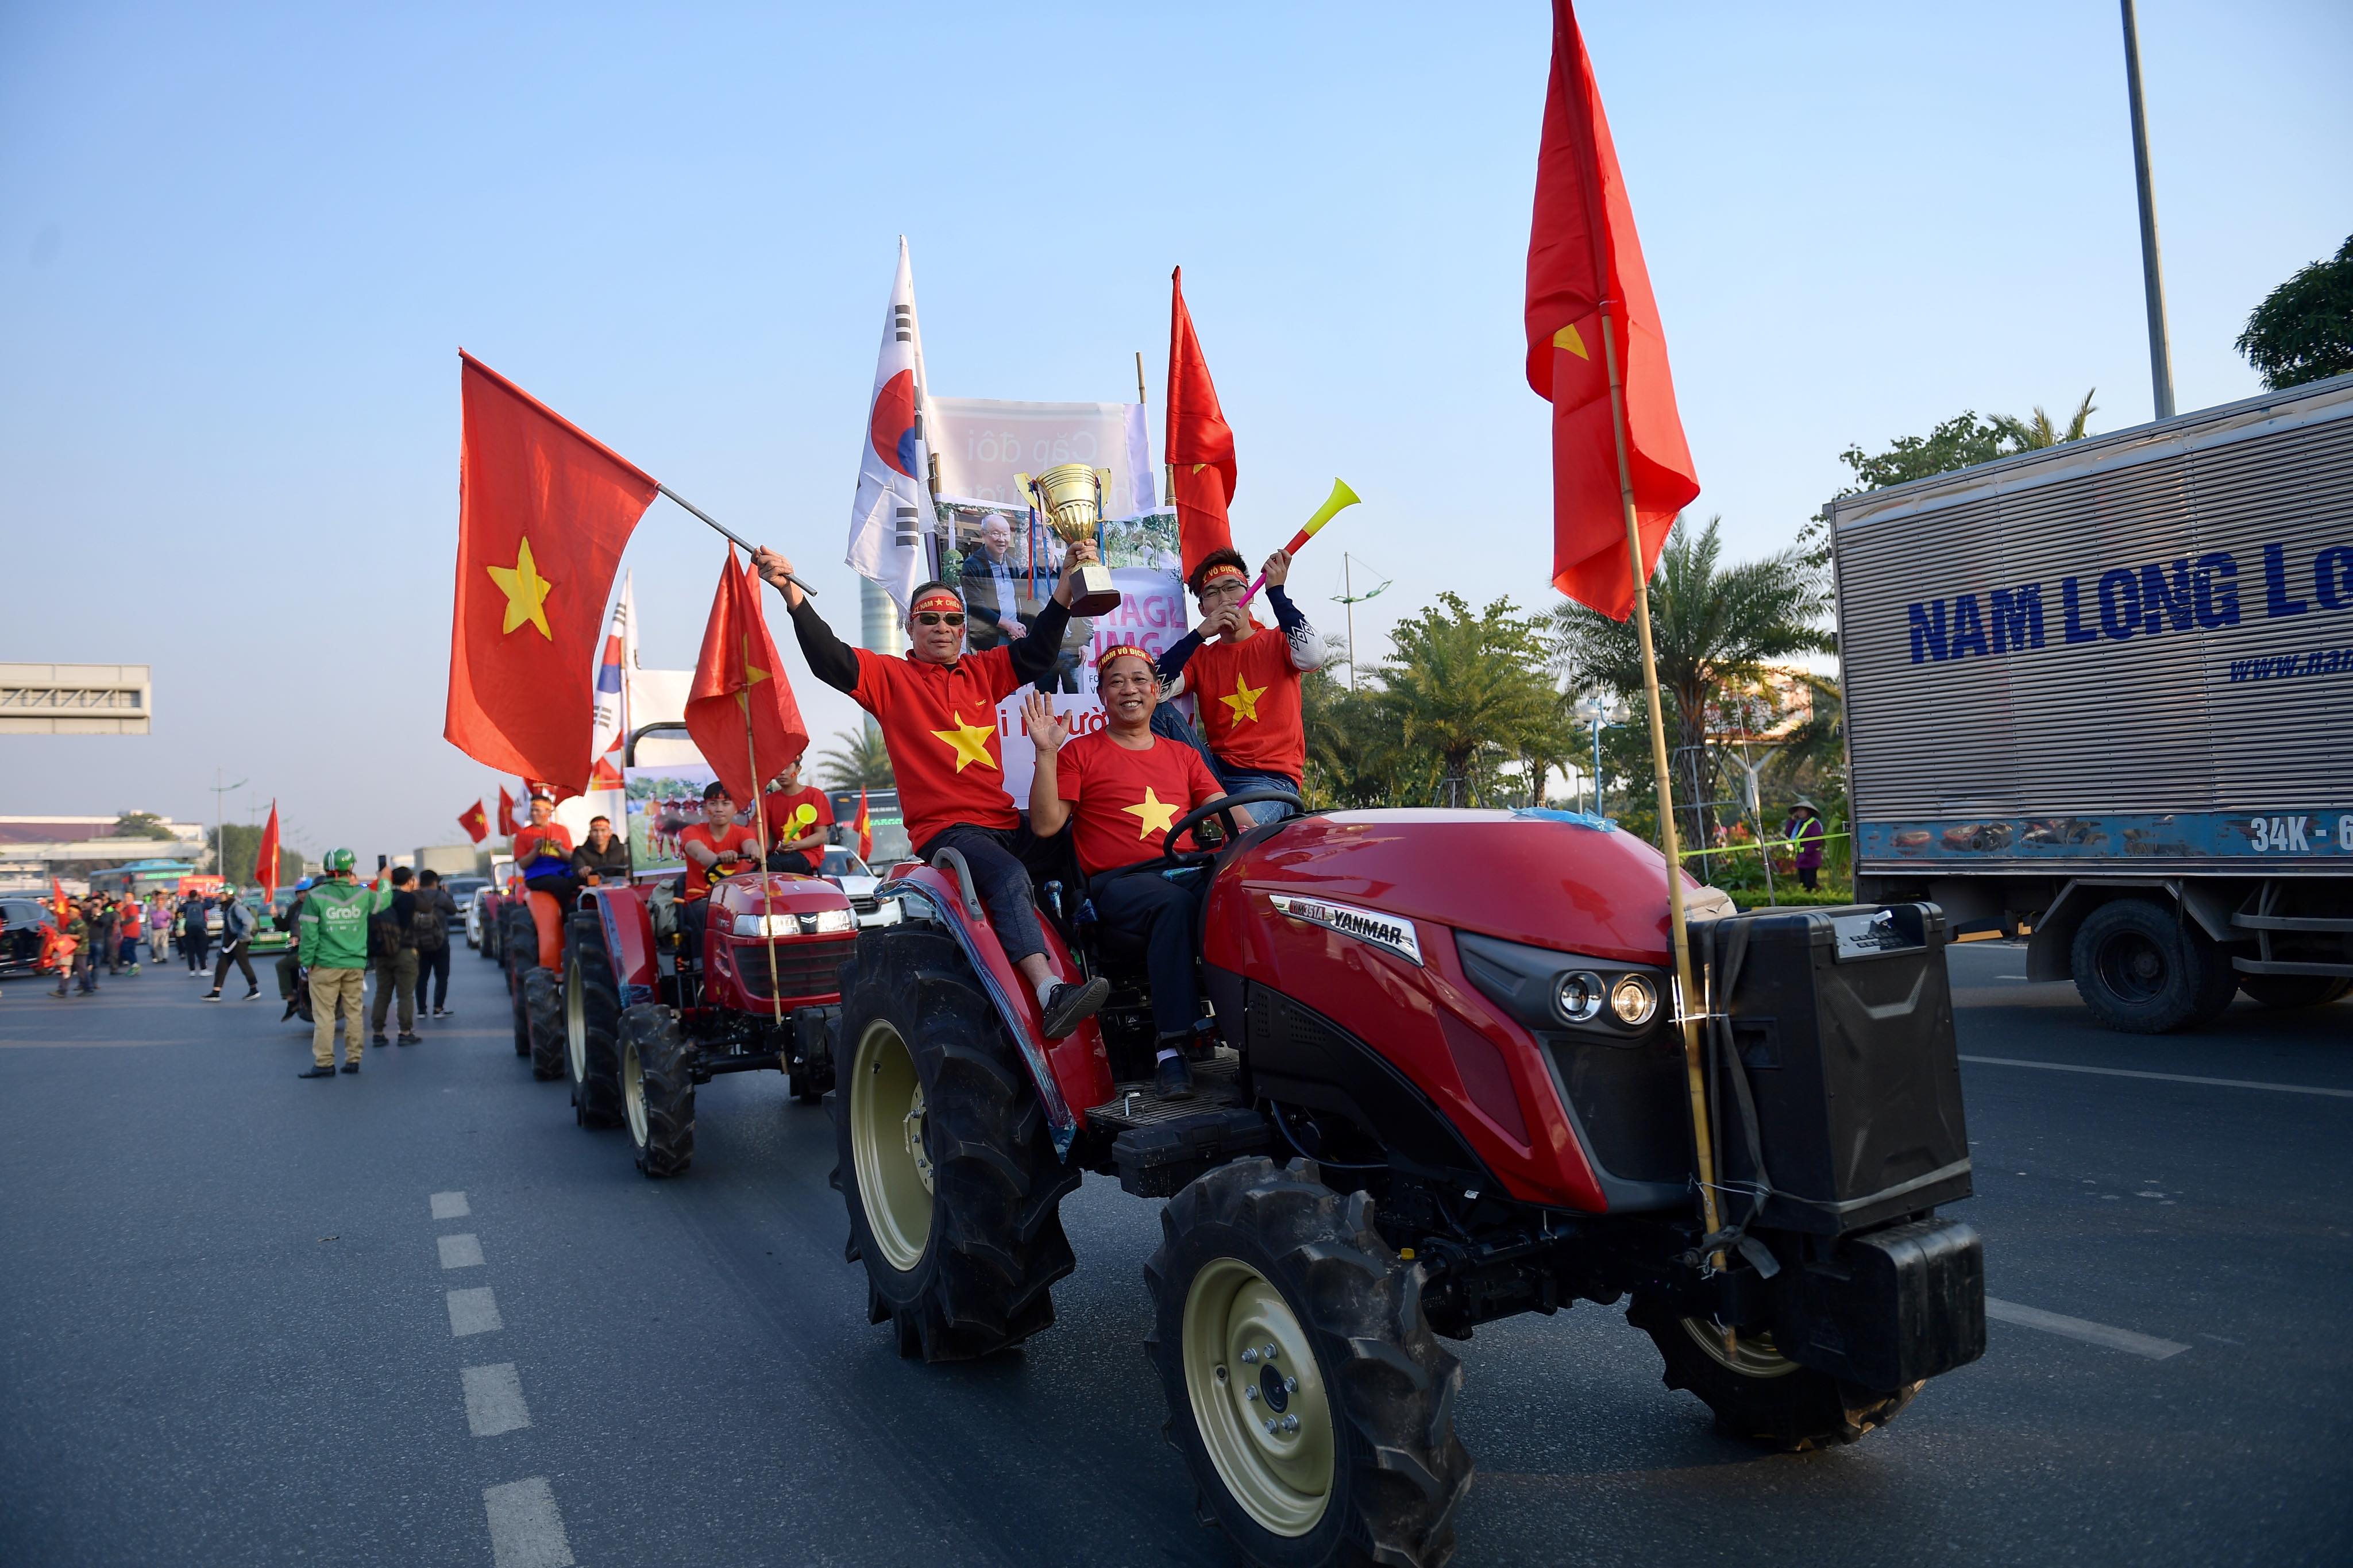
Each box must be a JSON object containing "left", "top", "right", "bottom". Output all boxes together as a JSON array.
[
  {"left": 878, "top": 866, "right": 1114, "bottom": 1160},
  {"left": 583, "top": 885, "right": 661, "bottom": 1007}
]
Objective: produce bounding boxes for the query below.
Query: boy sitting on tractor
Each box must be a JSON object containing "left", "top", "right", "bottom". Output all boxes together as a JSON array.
[
  {"left": 749, "top": 540, "right": 1109, "bottom": 1040},
  {"left": 1023, "top": 646, "right": 1245, "bottom": 1099},
  {"left": 676, "top": 781, "right": 758, "bottom": 967}
]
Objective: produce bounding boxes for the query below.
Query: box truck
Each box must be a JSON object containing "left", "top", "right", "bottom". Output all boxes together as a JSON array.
[{"left": 1826, "top": 374, "right": 2353, "bottom": 1032}]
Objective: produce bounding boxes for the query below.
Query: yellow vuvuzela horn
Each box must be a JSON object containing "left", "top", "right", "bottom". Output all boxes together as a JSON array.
[{"left": 1241, "top": 478, "right": 1360, "bottom": 603}]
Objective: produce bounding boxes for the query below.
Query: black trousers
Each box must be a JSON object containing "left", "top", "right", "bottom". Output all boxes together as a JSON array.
[
  {"left": 213, "top": 940, "right": 257, "bottom": 991},
  {"left": 680, "top": 895, "right": 712, "bottom": 969},
  {"left": 1797, "top": 865, "right": 1819, "bottom": 892},
  {"left": 524, "top": 871, "right": 581, "bottom": 908},
  {"left": 766, "top": 849, "right": 817, "bottom": 875},
  {"left": 1090, "top": 870, "right": 1205, "bottom": 1040},
  {"left": 276, "top": 950, "right": 304, "bottom": 999},
  {"left": 414, "top": 944, "right": 452, "bottom": 1011},
  {"left": 183, "top": 930, "right": 209, "bottom": 971},
  {"left": 916, "top": 822, "right": 1061, "bottom": 965}
]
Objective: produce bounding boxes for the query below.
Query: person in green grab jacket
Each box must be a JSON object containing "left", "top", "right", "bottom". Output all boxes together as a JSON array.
[{"left": 297, "top": 848, "right": 390, "bottom": 1079}]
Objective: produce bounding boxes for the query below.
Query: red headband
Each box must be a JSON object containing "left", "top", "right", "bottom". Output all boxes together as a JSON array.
[
  {"left": 1196, "top": 563, "right": 1247, "bottom": 589},
  {"left": 1095, "top": 643, "right": 1155, "bottom": 673},
  {"left": 910, "top": 587, "right": 963, "bottom": 616}
]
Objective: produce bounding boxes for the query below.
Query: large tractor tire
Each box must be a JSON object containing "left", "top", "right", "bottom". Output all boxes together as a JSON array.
[
  {"left": 523, "top": 967, "right": 565, "bottom": 1082},
  {"left": 1627, "top": 1293, "right": 1919, "bottom": 1451},
  {"left": 1144, "top": 1158, "right": 1472, "bottom": 1568},
  {"left": 619, "top": 1002, "right": 695, "bottom": 1177},
  {"left": 502, "top": 906, "right": 536, "bottom": 1056},
  {"left": 565, "top": 912, "right": 624, "bottom": 1127},
  {"left": 833, "top": 928, "right": 1079, "bottom": 1362},
  {"left": 2239, "top": 974, "right": 2351, "bottom": 1009},
  {"left": 2070, "top": 897, "right": 2232, "bottom": 1033}
]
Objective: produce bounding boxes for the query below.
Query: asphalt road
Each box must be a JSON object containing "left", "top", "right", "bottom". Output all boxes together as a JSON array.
[{"left": 3, "top": 936, "right": 2349, "bottom": 1567}]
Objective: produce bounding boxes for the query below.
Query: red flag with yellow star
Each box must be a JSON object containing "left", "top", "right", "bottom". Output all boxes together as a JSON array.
[
  {"left": 1166, "top": 267, "right": 1238, "bottom": 581},
  {"left": 457, "top": 800, "right": 490, "bottom": 845},
  {"left": 446, "top": 352, "right": 659, "bottom": 791},
  {"left": 684, "top": 547, "right": 809, "bottom": 808},
  {"left": 1525, "top": 0, "right": 1699, "bottom": 620},
  {"left": 253, "top": 801, "right": 281, "bottom": 904}
]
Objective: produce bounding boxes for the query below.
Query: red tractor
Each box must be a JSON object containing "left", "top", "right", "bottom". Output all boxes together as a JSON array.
[
  {"left": 563, "top": 870, "right": 854, "bottom": 1175},
  {"left": 833, "top": 800, "right": 1984, "bottom": 1568}
]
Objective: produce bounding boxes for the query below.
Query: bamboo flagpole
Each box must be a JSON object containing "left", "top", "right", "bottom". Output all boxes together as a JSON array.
[
  {"left": 742, "top": 698, "right": 784, "bottom": 1028},
  {"left": 1595, "top": 303, "right": 1723, "bottom": 1260}
]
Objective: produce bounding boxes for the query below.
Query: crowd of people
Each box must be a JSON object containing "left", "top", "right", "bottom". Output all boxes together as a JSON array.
[{"left": 17, "top": 885, "right": 265, "bottom": 999}]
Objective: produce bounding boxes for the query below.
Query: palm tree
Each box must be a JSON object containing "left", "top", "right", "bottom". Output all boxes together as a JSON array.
[
  {"left": 1375, "top": 594, "right": 1554, "bottom": 808},
  {"left": 813, "top": 727, "right": 893, "bottom": 792},
  {"left": 1991, "top": 389, "right": 2097, "bottom": 451},
  {"left": 1550, "top": 516, "right": 1830, "bottom": 856}
]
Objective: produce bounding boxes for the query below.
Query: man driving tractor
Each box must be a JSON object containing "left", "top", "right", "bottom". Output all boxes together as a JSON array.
[
  {"left": 677, "top": 780, "right": 758, "bottom": 965},
  {"left": 1024, "top": 646, "right": 1242, "bottom": 1099},
  {"left": 749, "top": 539, "right": 1109, "bottom": 1040}
]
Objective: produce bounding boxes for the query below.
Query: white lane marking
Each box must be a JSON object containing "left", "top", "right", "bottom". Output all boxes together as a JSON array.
[
  {"left": 447, "top": 1287, "right": 503, "bottom": 1337},
  {"left": 483, "top": 1477, "right": 575, "bottom": 1568},
  {"left": 438, "top": 1233, "right": 485, "bottom": 1270},
  {"left": 430, "top": 1191, "right": 470, "bottom": 1219},
  {"left": 462, "top": 1363, "right": 533, "bottom": 1437},
  {"left": 1961, "top": 1055, "right": 2353, "bottom": 1100},
  {"left": 1985, "top": 1297, "right": 2190, "bottom": 1360}
]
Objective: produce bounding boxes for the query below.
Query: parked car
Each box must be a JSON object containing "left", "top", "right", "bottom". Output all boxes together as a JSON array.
[
  {"left": 1, "top": 897, "right": 58, "bottom": 977},
  {"left": 816, "top": 846, "right": 899, "bottom": 929}
]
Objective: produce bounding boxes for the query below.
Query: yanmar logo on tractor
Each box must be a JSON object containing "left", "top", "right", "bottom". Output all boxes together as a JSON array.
[{"left": 1268, "top": 894, "right": 1424, "bottom": 966}]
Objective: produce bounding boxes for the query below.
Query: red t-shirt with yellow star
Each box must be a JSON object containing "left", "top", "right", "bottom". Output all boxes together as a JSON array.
[
  {"left": 850, "top": 647, "right": 1021, "bottom": 851},
  {"left": 1184, "top": 622, "right": 1305, "bottom": 781},
  {"left": 1052, "top": 731, "right": 1224, "bottom": 879}
]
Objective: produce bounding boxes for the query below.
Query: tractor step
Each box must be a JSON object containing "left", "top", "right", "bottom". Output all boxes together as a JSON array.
[{"left": 1089, "top": 1053, "right": 1267, "bottom": 1198}]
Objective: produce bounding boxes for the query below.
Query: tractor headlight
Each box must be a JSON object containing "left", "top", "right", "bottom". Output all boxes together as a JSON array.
[
  {"left": 731, "top": 913, "right": 793, "bottom": 937},
  {"left": 808, "top": 907, "right": 855, "bottom": 935},
  {"left": 1553, "top": 971, "right": 1606, "bottom": 1024},
  {"left": 1608, "top": 974, "right": 1658, "bottom": 1027}
]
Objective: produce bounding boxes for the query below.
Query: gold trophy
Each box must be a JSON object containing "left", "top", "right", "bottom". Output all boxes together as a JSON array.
[{"left": 1017, "top": 462, "right": 1122, "bottom": 617}]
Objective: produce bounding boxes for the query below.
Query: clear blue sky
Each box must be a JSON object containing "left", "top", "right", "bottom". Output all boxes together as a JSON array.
[{"left": 3, "top": 1, "right": 2346, "bottom": 858}]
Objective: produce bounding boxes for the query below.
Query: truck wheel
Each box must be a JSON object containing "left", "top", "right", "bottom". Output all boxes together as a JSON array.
[
  {"left": 619, "top": 1003, "right": 695, "bottom": 1177},
  {"left": 834, "top": 930, "right": 1079, "bottom": 1362},
  {"left": 565, "top": 913, "right": 623, "bottom": 1127},
  {"left": 523, "top": 967, "right": 565, "bottom": 1081},
  {"left": 1627, "top": 1295, "right": 1919, "bottom": 1451},
  {"left": 2239, "top": 974, "right": 2351, "bottom": 1009},
  {"left": 1145, "top": 1158, "right": 1471, "bottom": 1568},
  {"left": 2070, "top": 898, "right": 2227, "bottom": 1033}
]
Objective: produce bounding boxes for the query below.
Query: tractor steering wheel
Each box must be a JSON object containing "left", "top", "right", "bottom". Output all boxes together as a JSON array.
[{"left": 1092, "top": 787, "right": 1305, "bottom": 886}]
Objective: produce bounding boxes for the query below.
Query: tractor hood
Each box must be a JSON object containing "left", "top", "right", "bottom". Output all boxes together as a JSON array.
[
  {"left": 1226, "top": 809, "right": 1709, "bottom": 965},
  {"left": 708, "top": 872, "right": 853, "bottom": 918}
]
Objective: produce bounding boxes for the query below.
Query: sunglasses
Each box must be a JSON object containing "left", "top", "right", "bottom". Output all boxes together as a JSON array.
[{"left": 913, "top": 611, "right": 966, "bottom": 627}]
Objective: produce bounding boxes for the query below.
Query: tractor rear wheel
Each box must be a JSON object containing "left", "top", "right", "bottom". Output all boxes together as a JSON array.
[
  {"left": 1145, "top": 1158, "right": 1471, "bottom": 1568},
  {"left": 523, "top": 967, "right": 565, "bottom": 1081},
  {"left": 565, "top": 913, "right": 624, "bottom": 1127},
  {"left": 833, "top": 928, "right": 1078, "bottom": 1362},
  {"left": 619, "top": 1002, "right": 695, "bottom": 1177},
  {"left": 1627, "top": 1294, "right": 1919, "bottom": 1451}
]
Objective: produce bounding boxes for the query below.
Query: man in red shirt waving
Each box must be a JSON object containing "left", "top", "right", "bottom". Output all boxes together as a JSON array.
[
  {"left": 749, "top": 542, "right": 1109, "bottom": 1040},
  {"left": 1155, "top": 547, "right": 1325, "bottom": 817},
  {"left": 1026, "top": 645, "right": 1241, "bottom": 1099}
]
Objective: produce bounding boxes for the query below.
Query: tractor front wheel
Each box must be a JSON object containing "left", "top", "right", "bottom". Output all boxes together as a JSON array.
[
  {"left": 619, "top": 1003, "right": 695, "bottom": 1177},
  {"left": 1145, "top": 1158, "right": 1471, "bottom": 1568},
  {"left": 565, "top": 913, "right": 624, "bottom": 1127},
  {"left": 1627, "top": 1293, "right": 1919, "bottom": 1451},
  {"left": 833, "top": 928, "right": 1078, "bottom": 1362}
]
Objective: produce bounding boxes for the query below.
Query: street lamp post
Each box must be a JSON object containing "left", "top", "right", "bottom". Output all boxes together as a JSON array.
[
  {"left": 2120, "top": 0, "right": 2175, "bottom": 420},
  {"left": 1571, "top": 694, "right": 1625, "bottom": 817}
]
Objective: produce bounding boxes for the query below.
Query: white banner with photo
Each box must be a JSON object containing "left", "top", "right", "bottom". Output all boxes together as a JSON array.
[{"left": 928, "top": 397, "right": 1156, "bottom": 517}]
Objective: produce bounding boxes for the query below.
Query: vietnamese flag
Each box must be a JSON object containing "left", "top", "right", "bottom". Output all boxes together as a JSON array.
[
  {"left": 853, "top": 786, "right": 873, "bottom": 862},
  {"left": 1166, "top": 267, "right": 1238, "bottom": 580},
  {"left": 496, "top": 785, "right": 519, "bottom": 837},
  {"left": 253, "top": 801, "right": 281, "bottom": 903},
  {"left": 1525, "top": 1, "right": 1700, "bottom": 620},
  {"left": 446, "top": 353, "right": 659, "bottom": 793},
  {"left": 458, "top": 800, "right": 490, "bottom": 844},
  {"left": 684, "top": 547, "right": 809, "bottom": 809},
  {"left": 51, "top": 876, "right": 70, "bottom": 923}
]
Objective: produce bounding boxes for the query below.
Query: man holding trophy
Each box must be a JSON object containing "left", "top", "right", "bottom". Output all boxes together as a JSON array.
[{"left": 750, "top": 468, "right": 1118, "bottom": 1039}]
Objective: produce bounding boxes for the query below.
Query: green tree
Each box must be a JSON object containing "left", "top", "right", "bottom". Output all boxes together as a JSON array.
[
  {"left": 111, "top": 810, "right": 176, "bottom": 840},
  {"left": 1990, "top": 388, "right": 2097, "bottom": 450},
  {"left": 206, "top": 824, "right": 302, "bottom": 886},
  {"left": 1374, "top": 594, "right": 1554, "bottom": 809},
  {"left": 813, "top": 727, "right": 893, "bottom": 792},
  {"left": 1550, "top": 516, "right": 1830, "bottom": 861},
  {"left": 1834, "top": 412, "right": 2009, "bottom": 493},
  {"left": 1301, "top": 669, "right": 1410, "bottom": 809},
  {"left": 2238, "top": 234, "right": 2353, "bottom": 390}
]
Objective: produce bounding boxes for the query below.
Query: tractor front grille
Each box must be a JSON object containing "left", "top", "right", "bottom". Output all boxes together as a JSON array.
[{"left": 727, "top": 936, "right": 855, "bottom": 1002}]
